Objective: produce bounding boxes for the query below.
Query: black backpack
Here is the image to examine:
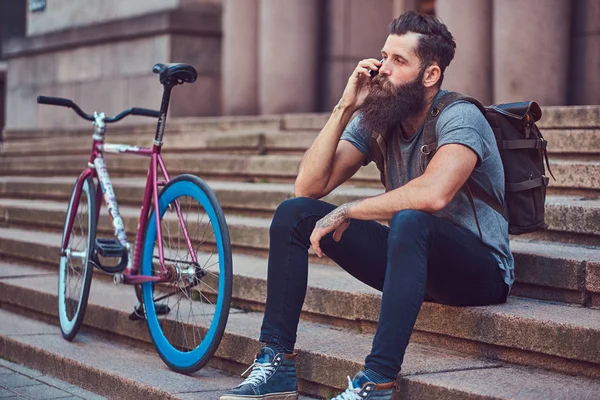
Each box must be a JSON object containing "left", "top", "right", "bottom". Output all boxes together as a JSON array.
[{"left": 369, "top": 91, "right": 553, "bottom": 236}]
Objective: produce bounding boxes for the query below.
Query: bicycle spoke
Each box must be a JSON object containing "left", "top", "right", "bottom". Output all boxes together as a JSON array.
[{"left": 64, "top": 192, "right": 90, "bottom": 320}]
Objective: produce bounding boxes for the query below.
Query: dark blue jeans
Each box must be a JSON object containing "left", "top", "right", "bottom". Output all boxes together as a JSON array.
[{"left": 259, "top": 197, "right": 508, "bottom": 380}]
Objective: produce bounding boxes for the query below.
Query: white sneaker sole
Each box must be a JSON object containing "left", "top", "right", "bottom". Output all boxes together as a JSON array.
[{"left": 219, "top": 391, "right": 299, "bottom": 400}]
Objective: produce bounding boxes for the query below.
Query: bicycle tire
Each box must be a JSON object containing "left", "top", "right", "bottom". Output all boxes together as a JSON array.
[
  {"left": 58, "top": 175, "right": 97, "bottom": 341},
  {"left": 141, "top": 174, "right": 233, "bottom": 373}
]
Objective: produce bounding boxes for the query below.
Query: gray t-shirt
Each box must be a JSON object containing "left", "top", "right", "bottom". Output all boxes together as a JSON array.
[{"left": 341, "top": 92, "right": 514, "bottom": 288}]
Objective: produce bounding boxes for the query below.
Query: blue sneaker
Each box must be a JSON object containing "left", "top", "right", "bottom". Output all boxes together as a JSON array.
[
  {"left": 220, "top": 347, "right": 298, "bottom": 399},
  {"left": 330, "top": 371, "right": 394, "bottom": 400}
]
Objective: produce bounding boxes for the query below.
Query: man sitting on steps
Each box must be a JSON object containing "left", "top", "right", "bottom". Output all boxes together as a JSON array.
[{"left": 221, "top": 11, "right": 513, "bottom": 400}]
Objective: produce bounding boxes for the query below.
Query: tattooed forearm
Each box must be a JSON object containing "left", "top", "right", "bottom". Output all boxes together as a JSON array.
[
  {"left": 316, "top": 199, "right": 365, "bottom": 230},
  {"left": 316, "top": 206, "right": 348, "bottom": 230}
]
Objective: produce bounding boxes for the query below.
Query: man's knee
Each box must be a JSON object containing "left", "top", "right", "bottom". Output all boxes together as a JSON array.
[
  {"left": 389, "top": 210, "right": 434, "bottom": 239},
  {"left": 270, "top": 197, "right": 321, "bottom": 234}
]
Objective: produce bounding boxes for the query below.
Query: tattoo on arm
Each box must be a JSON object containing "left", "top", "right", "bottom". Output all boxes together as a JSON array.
[
  {"left": 333, "top": 96, "right": 345, "bottom": 113},
  {"left": 316, "top": 199, "right": 365, "bottom": 229},
  {"left": 317, "top": 206, "right": 348, "bottom": 230}
]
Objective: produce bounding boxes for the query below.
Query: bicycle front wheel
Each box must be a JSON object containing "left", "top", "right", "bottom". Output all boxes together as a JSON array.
[
  {"left": 58, "top": 175, "right": 96, "bottom": 340},
  {"left": 142, "top": 174, "right": 233, "bottom": 373}
]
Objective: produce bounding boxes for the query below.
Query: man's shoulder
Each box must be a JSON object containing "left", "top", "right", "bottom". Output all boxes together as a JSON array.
[
  {"left": 440, "top": 99, "right": 485, "bottom": 121},
  {"left": 436, "top": 96, "right": 490, "bottom": 135}
]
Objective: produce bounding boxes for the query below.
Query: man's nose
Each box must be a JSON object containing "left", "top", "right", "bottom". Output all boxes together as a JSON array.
[{"left": 379, "top": 60, "right": 391, "bottom": 76}]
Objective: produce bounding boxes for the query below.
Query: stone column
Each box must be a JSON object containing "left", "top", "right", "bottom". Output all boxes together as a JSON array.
[
  {"left": 258, "top": 0, "right": 319, "bottom": 114},
  {"left": 570, "top": 0, "right": 600, "bottom": 105},
  {"left": 493, "top": 0, "right": 571, "bottom": 105},
  {"left": 222, "top": 0, "right": 259, "bottom": 115},
  {"left": 436, "top": 0, "right": 493, "bottom": 104}
]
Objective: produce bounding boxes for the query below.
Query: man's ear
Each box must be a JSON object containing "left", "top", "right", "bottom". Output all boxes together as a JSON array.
[{"left": 422, "top": 64, "right": 441, "bottom": 88}]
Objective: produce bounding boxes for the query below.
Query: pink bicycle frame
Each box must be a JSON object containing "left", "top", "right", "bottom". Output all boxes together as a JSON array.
[{"left": 61, "top": 112, "right": 198, "bottom": 285}]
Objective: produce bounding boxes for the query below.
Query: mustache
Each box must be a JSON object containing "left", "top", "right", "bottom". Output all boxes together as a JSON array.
[{"left": 367, "top": 76, "right": 398, "bottom": 98}]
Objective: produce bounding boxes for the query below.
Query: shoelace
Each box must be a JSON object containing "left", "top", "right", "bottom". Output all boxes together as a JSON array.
[
  {"left": 239, "top": 360, "right": 276, "bottom": 387},
  {"left": 332, "top": 376, "right": 362, "bottom": 400}
]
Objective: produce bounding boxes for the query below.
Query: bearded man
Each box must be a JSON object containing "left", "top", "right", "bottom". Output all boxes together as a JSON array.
[{"left": 221, "top": 10, "right": 512, "bottom": 400}]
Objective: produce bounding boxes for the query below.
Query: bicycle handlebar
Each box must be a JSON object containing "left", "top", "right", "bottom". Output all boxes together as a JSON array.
[{"left": 37, "top": 96, "right": 160, "bottom": 123}]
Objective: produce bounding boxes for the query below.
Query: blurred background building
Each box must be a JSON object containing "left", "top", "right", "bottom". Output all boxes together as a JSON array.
[{"left": 0, "top": 0, "right": 598, "bottom": 130}]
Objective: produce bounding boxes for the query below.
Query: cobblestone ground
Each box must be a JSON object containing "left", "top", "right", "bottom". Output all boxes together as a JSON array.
[{"left": 0, "top": 358, "right": 105, "bottom": 400}]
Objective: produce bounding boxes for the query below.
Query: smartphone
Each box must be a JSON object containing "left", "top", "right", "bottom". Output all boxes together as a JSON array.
[{"left": 369, "top": 59, "right": 384, "bottom": 78}]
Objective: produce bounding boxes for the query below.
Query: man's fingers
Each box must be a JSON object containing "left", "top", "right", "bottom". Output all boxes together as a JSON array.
[
  {"left": 353, "top": 67, "right": 370, "bottom": 79},
  {"left": 310, "top": 229, "right": 323, "bottom": 257},
  {"left": 358, "top": 58, "right": 382, "bottom": 70},
  {"left": 332, "top": 220, "right": 351, "bottom": 242}
]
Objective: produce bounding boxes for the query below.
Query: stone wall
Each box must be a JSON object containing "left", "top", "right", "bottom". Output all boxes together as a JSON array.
[
  {"left": 26, "top": 0, "right": 221, "bottom": 36},
  {"left": 0, "top": 0, "right": 26, "bottom": 132},
  {"left": 4, "top": 4, "right": 222, "bottom": 129},
  {"left": 3, "top": 0, "right": 598, "bottom": 130}
]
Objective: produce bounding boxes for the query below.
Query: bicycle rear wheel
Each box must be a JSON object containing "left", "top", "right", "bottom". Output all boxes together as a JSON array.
[
  {"left": 58, "top": 176, "right": 96, "bottom": 340},
  {"left": 142, "top": 174, "right": 232, "bottom": 373}
]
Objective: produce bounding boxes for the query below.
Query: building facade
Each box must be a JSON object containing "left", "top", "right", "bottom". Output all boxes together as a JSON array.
[{"left": 1, "top": 0, "right": 598, "bottom": 130}]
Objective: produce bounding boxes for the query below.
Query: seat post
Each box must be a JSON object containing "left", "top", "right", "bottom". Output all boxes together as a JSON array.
[{"left": 153, "top": 84, "right": 174, "bottom": 146}]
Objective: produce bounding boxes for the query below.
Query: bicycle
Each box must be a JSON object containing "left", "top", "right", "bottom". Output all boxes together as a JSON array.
[{"left": 38, "top": 63, "right": 233, "bottom": 374}]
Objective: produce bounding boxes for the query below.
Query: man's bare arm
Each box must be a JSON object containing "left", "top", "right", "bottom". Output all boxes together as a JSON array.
[
  {"left": 295, "top": 58, "right": 382, "bottom": 198},
  {"left": 294, "top": 103, "right": 356, "bottom": 198},
  {"left": 347, "top": 144, "right": 478, "bottom": 219},
  {"left": 309, "top": 144, "right": 477, "bottom": 256}
]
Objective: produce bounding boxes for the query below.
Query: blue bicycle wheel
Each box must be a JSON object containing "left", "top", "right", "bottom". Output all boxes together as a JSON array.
[{"left": 141, "top": 174, "right": 232, "bottom": 373}]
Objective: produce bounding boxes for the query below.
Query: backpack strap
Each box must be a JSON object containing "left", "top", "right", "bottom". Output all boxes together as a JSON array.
[
  {"left": 421, "top": 92, "right": 485, "bottom": 160},
  {"left": 422, "top": 92, "right": 507, "bottom": 239},
  {"left": 370, "top": 130, "right": 389, "bottom": 189}
]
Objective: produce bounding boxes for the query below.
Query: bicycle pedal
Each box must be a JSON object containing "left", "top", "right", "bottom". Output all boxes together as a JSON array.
[
  {"left": 94, "top": 238, "right": 126, "bottom": 258},
  {"left": 129, "top": 303, "right": 145, "bottom": 321},
  {"left": 128, "top": 303, "right": 170, "bottom": 321}
]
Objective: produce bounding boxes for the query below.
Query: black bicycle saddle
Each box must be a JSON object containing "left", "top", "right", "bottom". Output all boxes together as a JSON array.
[{"left": 152, "top": 63, "right": 198, "bottom": 85}]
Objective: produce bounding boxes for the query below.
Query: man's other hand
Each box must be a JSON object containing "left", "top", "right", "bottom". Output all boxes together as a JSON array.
[{"left": 310, "top": 206, "right": 351, "bottom": 257}]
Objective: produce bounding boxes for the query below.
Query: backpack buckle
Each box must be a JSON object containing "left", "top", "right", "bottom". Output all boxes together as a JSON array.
[{"left": 420, "top": 145, "right": 432, "bottom": 155}]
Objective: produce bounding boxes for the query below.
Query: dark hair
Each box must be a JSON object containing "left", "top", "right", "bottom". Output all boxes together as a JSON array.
[{"left": 389, "top": 11, "right": 456, "bottom": 86}]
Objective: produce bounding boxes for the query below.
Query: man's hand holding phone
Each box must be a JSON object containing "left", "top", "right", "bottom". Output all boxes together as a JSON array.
[{"left": 335, "top": 58, "right": 382, "bottom": 113}]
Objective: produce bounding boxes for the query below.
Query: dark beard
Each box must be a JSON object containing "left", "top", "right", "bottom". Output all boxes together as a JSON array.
[{"left": 359, "top": 71, "right": 426, "bottom": 135}]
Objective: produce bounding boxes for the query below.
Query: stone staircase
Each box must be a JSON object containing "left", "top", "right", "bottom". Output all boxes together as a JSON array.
[{"left": 0, "top": 108, "right": 599, "bottom": 399}]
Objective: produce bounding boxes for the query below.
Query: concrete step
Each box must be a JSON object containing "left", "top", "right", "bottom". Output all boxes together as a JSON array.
[
  {"left": 3, "top": 127, "right": 598, "bottom": 159},
  {"left": 0, "top": 114, "right": 290, "bottom": 142},
  {"left": 543, "top": 129, "right": 600, "bottom": 156},
  {"left": 536, "top": 105, "right": 600, "bottom": 130},
  {"left": 2, "top": 105, "right": 597, "bottom": 144},
  {"left": 0, "top": 130, "right": 318, "bottom": 157},
  {"left": 2, "top": 262, "right": 600, "bottom": 399},
  {"left": 0, "top": 194, "right": 598, "bottom": 305},
  {"left": 0, "top": 153, "right": 597, "bottom": 193},
  {"left": 0, "top": 178, "right": 597, "bottom": 240},
  {"left": 1, "top": 226, "right": 599, "bottom": 379},
  {"left": 0, "top": 308, "right": 249, "bottom": 399},
  {"left": 1, "top": 219, "right": 598, "bottom": 307}
]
